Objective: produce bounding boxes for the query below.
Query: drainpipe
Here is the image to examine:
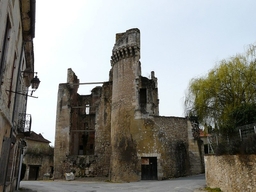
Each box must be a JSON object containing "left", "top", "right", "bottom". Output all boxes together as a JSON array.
[{"left": 16, "top": 148, "right": 24, "bottom": 190}]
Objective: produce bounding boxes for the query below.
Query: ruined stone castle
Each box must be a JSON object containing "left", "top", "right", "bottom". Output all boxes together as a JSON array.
[{"left": 54, "top": 28, "right": 204, "bottom": 182}]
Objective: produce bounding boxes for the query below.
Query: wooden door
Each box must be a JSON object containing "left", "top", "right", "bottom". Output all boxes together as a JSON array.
[
  {"left": 28, "top": 165, "right": 39, "bottom": 180},
  {"left": 141, "top": 157, "right": 157, "bottom": 180}
]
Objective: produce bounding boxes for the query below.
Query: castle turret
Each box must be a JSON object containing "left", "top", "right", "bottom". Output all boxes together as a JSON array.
[{"left": 110, "top": 28, "right": 141, "bottom": 182}]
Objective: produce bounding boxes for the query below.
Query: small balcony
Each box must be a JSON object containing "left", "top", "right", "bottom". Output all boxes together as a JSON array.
[{"left": 17, "top": 113, "right": 32, "bottom": 136}]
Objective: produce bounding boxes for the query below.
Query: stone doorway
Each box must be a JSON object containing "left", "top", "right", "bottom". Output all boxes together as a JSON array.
[
  {"left": 28, "top": 165, "right": 39, "bottom": 180},
  {"left": 141, "top": 157, "right": 157, "bottom": 180}
]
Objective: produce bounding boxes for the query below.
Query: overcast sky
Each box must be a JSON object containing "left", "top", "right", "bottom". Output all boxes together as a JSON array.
[{"left": 27, "top": 0, "right": 256, "bottom": 145}]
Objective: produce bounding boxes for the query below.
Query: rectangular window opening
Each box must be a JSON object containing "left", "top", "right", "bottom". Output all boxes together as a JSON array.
[
  {"left": 0, "top": 16, "right": 11, "bottom": 83},
  {"left": 139, "top": 88, "right": 147, "bottom": 109}
]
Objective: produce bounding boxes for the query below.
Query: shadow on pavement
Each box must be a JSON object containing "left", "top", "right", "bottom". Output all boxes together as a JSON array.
[{"left": 15, "top": 188, "right": 37, "bottom": 192}]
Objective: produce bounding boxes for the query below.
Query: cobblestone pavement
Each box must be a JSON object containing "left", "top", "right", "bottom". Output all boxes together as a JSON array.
[{"left": 16, "top": 174, "right": 206, "bottom": 192}]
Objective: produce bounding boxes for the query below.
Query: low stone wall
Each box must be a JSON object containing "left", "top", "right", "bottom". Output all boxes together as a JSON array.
[{"left": 205, "top": 155, "right": 256, "bottom": 192}]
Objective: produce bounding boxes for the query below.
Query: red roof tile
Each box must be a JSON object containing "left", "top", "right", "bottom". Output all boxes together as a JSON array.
[
  {"left": 199, "top": 129, "right": 210, "bottom": 137},
  {"left": 25, "top": 131, "right": 51, "bottom": 143}
]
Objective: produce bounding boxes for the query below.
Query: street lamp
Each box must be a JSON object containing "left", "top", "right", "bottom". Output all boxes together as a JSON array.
[
  {"left": 6, "top": 71, "right": 41, "bottom": 98},
  {"left": 30, "top": 73, "right": 41, "bottom": 90},
  {"left": 22, "top": 71, "right": 41, "bottom": 90}
]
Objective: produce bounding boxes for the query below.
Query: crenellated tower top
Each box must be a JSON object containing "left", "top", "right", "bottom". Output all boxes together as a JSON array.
[{"left": 111, "top": 28, "right": 140, "bottom": 65}]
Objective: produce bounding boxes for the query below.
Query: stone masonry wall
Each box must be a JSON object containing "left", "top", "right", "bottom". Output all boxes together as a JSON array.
[
  {"left": 141, "top": 116, "right": 190, "bottom": 179},
  {"left": 23, "top": 140, "right": 53, "bottom": 180},
  {"left": 54, "top": 83, "right": 71, "bottom": 178},
  {"left": 54, "top": 69, "right": 79, "bottom": 178},
  {"left": 64, "top": 155, "right": 96, "bottom": 177},
  {"left": 205, "top": 155, "right": 256, "bottom": 192},
  {"left": 94, "top": 82, "right": 112, "bottom": 177},
  {"left": 24, "top": 154, "right": 53, "bottom": 180},
  {"left": 134, "top": 116, "right": 203, "bottom": 179}
]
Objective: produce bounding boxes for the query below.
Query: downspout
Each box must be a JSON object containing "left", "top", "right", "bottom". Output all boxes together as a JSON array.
[{"left": 16, "top": 148, "right": 24, "bottom": 190}]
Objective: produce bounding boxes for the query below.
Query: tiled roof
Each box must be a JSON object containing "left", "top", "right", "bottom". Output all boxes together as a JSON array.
[
  {"left": 25, "top": 131, "right": 51, "bottom": 143},
  {"left": 199, "top": 129, "right": 210, "bottom": 137}
]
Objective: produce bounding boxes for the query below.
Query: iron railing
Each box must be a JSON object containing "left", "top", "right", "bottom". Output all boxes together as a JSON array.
[
  {"left": 237, "top": 123, "right": 256, "bottom": 140},
  {"left": 17, "top": 113, "right": 32, "bottom": 136}
]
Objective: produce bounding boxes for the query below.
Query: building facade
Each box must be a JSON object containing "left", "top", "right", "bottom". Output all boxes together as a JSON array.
[
  {"left": 0, "top": 0, "right": 37, "bottom": 191},
  {"left": 54, "top": 28, "right": 204, "bottom": 182},
  {"left": 23, "top": 131, "right": 53, "bottom": 181}
]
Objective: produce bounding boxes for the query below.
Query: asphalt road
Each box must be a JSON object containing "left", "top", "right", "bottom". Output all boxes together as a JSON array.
[{"left": 18, "top": 174, "right": 206, "bottom": 192}]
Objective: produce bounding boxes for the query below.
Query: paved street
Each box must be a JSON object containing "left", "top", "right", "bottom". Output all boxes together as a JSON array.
[{"left": 18, "top": 174, "right": 205, "bottom": 192}]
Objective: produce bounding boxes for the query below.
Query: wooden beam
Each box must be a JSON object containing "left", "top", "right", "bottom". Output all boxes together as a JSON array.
[{"left": 70, "top": 82, "right": 105, "bottom": 86}]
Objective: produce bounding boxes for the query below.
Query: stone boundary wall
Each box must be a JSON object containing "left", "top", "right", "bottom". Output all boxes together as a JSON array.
[
  {"left": 152, "top": 116, "right": 191, "bottom": 178},
  {"left": 205, "top": 155, "right": 256, "bottom": 192}
]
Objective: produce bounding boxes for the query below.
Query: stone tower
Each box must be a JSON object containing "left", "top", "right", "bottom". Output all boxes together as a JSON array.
[
  {"left": 53, "top": 28, "right": 204, "bottom": 181},
  {"left": 110, "top": 28, "right": 141, "bottom": 182}
]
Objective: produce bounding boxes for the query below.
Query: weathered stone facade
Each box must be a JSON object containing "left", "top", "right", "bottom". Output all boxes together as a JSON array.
[
  {"left": 205, "top": 155, "right": 256, "bottom": 192},
  {"left": 54, "top": 28, "right": 204, "bottom": 182},
  {"left": 0, "top": 0, "right": 37, "bottom": 191},
  {"left": 23, "top": 132, "right": 53, "bottom": 180}
]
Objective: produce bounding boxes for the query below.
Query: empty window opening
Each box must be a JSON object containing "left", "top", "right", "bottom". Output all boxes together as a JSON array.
[
  {"left": 139, "top": 88, "right": 147, "bottom": 110},
  {"left": 85, "top": 105, "right": 90, "bottom": 114},
  {"left": 78, "top": 145, "right": 83, "bottom": 155}
]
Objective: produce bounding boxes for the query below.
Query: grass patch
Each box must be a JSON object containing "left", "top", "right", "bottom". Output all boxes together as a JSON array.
[{"left": 205, "top": 187, "right": 222, "bottom": 192}]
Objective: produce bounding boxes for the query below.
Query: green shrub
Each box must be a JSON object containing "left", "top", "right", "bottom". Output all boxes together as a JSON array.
[{"left": 25, "top": 144, "right": 54, "bottom": 157}]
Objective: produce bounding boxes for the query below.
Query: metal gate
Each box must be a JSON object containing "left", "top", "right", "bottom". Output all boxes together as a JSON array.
[{"left": 141, "top": 157, "right": 157, "bottom": 180}]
